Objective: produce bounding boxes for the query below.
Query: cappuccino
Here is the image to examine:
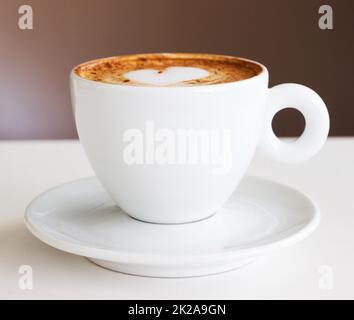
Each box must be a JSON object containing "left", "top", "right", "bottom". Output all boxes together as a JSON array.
[{"left": 74, "top": 53, "right": 262, "bottom": 87}]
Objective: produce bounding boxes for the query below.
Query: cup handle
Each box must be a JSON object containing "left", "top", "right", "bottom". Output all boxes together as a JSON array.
[{"left": 258, "top": 83, "right": 330, "bottom": 163}]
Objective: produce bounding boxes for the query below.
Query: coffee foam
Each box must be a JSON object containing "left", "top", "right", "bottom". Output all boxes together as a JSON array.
[{"left": 74, "top": 53, "right": 262, "bottom": 87}]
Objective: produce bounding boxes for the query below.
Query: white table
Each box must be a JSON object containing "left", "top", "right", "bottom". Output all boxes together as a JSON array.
[{"left": 0, "top": 138, "right": 353, "bottom": 300}]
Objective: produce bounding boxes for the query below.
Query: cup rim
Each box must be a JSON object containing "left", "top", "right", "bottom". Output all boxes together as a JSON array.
[{"left": 70, "top": 52, "right": 268, "bottom": 91}]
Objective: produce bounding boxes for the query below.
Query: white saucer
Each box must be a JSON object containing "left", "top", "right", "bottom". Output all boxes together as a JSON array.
[{"left": 24, "top": 176, "right": 320, "bottom": 278}]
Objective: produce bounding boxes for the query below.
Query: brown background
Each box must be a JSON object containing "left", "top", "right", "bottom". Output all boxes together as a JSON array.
[{"left": 0, "top": 0, "right": 353, "bottom": 139}]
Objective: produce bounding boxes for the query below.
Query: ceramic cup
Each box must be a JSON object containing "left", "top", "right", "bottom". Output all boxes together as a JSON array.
[{"left": 70, "top": 54, "right": 329, "bottom": 224}]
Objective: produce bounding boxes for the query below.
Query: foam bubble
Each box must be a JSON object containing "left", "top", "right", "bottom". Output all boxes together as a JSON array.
[{"left": 123, "top": 67, "right": 209, "bottom": 86}]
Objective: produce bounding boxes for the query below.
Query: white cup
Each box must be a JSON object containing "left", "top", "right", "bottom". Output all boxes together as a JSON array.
[{"left": 70, "top": 54, "right": 329, "bottom": 224}]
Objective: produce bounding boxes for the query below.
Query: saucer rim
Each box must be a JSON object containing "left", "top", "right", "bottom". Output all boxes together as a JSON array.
[{"left": 24, "top": 175, "right": 320, "bottom": 265}]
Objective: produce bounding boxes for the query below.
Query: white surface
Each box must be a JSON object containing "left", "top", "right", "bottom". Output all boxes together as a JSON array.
[
  {"left": 25, "top": 176, "right": 319, "bottom": 277},
  {"left": 0, "top": 138, "right": 353, "bottom": 299}
]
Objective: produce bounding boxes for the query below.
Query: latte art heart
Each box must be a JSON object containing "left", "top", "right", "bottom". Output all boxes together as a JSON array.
[{"left": 123, "top": 67, "right": 210, "bottom": 86}]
